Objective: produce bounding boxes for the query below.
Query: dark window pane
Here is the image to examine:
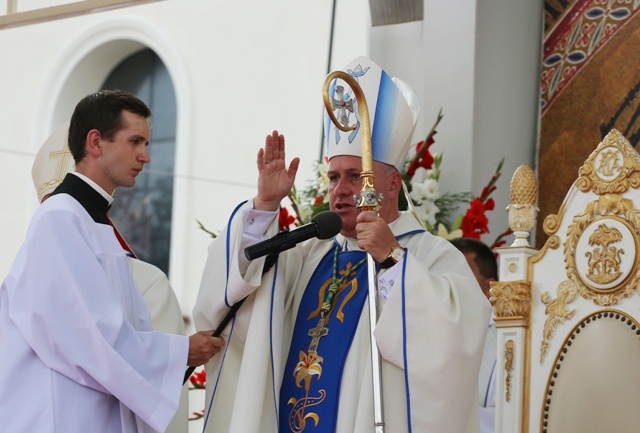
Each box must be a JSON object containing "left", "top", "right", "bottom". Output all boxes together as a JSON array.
[{"left": 102, "top": 48, "right": 176, "bottom": 275}]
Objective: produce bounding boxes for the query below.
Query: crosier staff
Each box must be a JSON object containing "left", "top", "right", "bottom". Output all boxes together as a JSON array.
[{"left": 322, "top": 71, "right": 385, "bottom": 433}]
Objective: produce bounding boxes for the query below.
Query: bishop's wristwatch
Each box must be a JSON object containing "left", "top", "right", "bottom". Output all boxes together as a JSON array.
[{"left": 380, "top": 244, "right": 405, "bottom": 269}]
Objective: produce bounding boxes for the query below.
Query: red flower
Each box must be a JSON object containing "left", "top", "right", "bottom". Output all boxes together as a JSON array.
[
  {"left": 189, "top": 369, "right": 206, "bottom": 389},
  {"left": 279, "top": 207, "right": 296, "bottom": 231},
  {"left": 406, "top": 135, "right": 436, "bottom": 177},
  {"left": 313, "top": 196, "right": 323, "bottom": 207},
  {"left": 480, "top": 185, "right": 497, "bottom": 202},
  {"left": 460, "top": 197, "right": 495, "bottom": 239},
  {"left": 404, "top": 110, "right": 442, "bottom": 179},
  {"left": 457, "top": 157, "right": 505, "bottom": 243}
]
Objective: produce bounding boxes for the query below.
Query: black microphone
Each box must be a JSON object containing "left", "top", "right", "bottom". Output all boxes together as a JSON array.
[
  {"left": 184, "top": 211, "right": 342, "bottom": 385},
  {"left": 244, "top": 210, "right": 342, "bottom": 260}
]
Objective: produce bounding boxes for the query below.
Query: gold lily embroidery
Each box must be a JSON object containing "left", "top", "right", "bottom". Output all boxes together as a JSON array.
[{"left": 287, "top": 351, "right": 326, "bottom": 432}]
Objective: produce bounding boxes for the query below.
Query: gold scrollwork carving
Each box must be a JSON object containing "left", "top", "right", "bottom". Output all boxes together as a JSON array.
[
  {"left": 504, "top": 339, "right": 514, "bottom": 402},
  {"left": 543, "top": 213, "right": 561, "bottom": 236},
  {"left": 490, "top": 281, "right": 531, "bottom": 320},
  {"left": 540, "top": 280, "right": 577, "bottom": 362},
  {"left": 547, "top": 234, "right": 560, "bottom": 250}
]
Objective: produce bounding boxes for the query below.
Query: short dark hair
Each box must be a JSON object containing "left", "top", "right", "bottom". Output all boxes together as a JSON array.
[
  {"left": 68, "top": 89, "right": 151, "bottom": 163},
  {"left": 450, "top": 237, "right": 498, "bottom": 280}
]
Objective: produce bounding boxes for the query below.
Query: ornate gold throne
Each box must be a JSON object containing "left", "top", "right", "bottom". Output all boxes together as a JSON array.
[{"left": 492, "top": 129, "right": 640, "bottom": 433}]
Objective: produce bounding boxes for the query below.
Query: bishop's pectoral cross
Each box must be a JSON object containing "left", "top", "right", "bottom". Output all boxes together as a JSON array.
[{"left": 308, "top": 317, "right": 329, "bottom": 353}]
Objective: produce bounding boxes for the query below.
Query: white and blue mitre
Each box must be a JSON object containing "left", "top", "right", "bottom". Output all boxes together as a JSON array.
[{"left": 323, "top": 55, "right": 420, "bottom": 171}]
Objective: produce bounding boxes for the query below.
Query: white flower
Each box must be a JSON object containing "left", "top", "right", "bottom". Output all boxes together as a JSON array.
[
  {"left": 410, "top": 167, "right": 430, "bottom": 184},
  {"left": 317, "top": 162, "right": 328, "bottom": 178},
  {"left": 409, "top": 188, "right": 424, "bottom": 204},
  {"left": 421, "top": 178, "right": 441, "bottom": 200},
  {"left": 409, "top": 178, "right": 441, "bottom": 203},
  {"left": 415, "top": 200, "right": 440, "bottom": 227}
]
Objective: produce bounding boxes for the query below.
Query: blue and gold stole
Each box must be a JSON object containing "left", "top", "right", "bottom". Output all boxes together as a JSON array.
[{"left": 279, "top": 247, "right": 368, "bottom": 433}]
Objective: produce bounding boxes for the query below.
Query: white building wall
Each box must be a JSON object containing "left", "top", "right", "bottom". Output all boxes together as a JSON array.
[
  {"left": 371, "top": 0, "right": 543, "bottom": 243},
  {"left": 0, "top": 0, "right": 542, "bottom": 323},
  {"left": 0, "top": 0, "right": 368, "bottom": 322}
]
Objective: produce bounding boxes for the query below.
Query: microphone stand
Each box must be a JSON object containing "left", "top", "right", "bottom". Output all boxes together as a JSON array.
[{"left": 183, "top": 251, "right": 279, "bottom": 384}]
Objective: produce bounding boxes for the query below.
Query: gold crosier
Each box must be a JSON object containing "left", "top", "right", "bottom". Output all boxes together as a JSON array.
[
  {"left": 322, "top": 71, "right": 380, "bottom": 213},
  {"left": 322, "top": 71, "right": 386, "bottom": 433}
]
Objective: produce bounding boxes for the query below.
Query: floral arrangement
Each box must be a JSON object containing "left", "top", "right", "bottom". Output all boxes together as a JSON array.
[{"left": 283, "top": 110, "right": 511, "bottom": 249}]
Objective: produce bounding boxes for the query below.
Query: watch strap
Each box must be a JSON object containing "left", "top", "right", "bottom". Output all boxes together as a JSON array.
[{"left": 380, "top": 245, "right": 404, "bottom": 269}]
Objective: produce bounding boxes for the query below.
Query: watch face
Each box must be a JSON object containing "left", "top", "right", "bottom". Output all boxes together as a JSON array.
[{"left": 391, "top": 246, "right": 404, "bottom": 261}]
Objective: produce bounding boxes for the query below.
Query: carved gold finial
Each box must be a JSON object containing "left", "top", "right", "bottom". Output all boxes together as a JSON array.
[
  {"left": 510, "top": 164, "right": 537, "bottom": 205},
  {"left": 506, "top": 164, "right": 539, "bottom": 247}
]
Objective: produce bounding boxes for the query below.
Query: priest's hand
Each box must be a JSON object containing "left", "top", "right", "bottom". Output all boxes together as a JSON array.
[
  {"left": 355, "top": 211, "right": 398, "bottom": 263},
  {"left": 254, "top": 130, "right": 300, "bottom": 211},
  {"left": 187, "top": 330, "right": 225, "bottom": 366}
]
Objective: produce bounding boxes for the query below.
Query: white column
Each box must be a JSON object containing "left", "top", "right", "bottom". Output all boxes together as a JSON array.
[
  {"left": 369, "top": 1, "right": 543, "bottom": 244},
  {"left": 494, "top": 246, "right": 537, "bottom": 433}
]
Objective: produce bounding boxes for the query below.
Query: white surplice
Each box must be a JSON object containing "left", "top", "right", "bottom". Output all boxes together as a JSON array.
[
  {"left": 193, "top": 203, "right": 491, "bottom": 433},
  {"left": 0, "top": 194, "right": 188, "bottom": 432},
  {"left": 128, "top": 258, "right": 189, "bottom": 433}
]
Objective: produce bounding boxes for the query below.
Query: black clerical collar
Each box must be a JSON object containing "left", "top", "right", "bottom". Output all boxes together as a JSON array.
[{"left": 49, "top": 173, "right": 111, "bottom": 225}]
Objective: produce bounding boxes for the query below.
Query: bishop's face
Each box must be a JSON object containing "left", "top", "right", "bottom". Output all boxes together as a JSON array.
[
  {"left": 327, "top": 155, "right": 399, "bottom": 238},
  {"left": 96, "top": 110, "right": 151, "bottom": 194}
]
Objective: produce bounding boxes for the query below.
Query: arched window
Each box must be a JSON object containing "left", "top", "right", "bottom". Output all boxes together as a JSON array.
[{"left": 102, "top": 48, "right": 176, "bottom": 275}]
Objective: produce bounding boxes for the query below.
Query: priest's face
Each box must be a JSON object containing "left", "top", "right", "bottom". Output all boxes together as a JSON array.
[
  {"left": 97, "top": 110, "right": 151, "bottom": 193},
  {"left": 327, "top": 155, "right": 399, "bottom": 238}
]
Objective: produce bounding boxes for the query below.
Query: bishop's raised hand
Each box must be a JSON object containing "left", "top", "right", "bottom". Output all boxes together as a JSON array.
[{"left": 254, "top": 130, "right": 300, "bottom": 211}]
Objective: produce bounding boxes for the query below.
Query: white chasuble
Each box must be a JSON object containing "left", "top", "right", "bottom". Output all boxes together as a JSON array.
[{"left": 193, "top": 202, "right": 491, "bottom": 433}]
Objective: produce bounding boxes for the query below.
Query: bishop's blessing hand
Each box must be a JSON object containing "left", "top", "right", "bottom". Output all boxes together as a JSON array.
[{"left": 254, "top": 130, "right": 300, "bottom": 211}]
